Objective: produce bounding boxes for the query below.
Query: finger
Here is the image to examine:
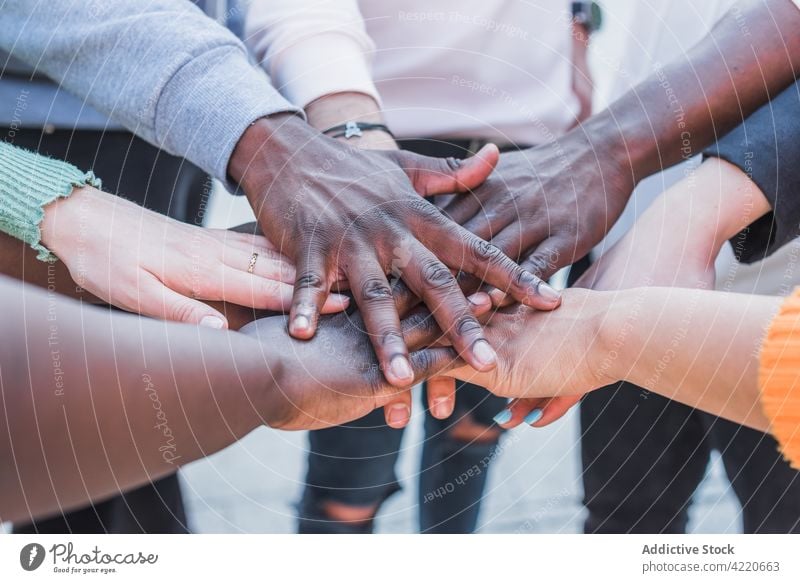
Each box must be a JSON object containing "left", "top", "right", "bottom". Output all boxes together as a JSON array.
[
  {"left": 481, "top": 225, "right": 549, "bottom": 306},
  {"left": 214, "top": 227, "right": 277, "bottom": 251},
  {"left": 408, "top": 347, "right": 465, "bottom": 383},
  {"left": 458, "top": 193, "right": 525, "bottom": 244},
  {"left": 492, "top": 398, "right": 548, "bottom": 429},
  {"left": 373, "top": 347, "right": 465, "bottom": 428},
  {"left": 289, "top": 246, "right": 332, "bottom": 339},
  {"left": 391, "top": 279, "right": 421, "bottom": 316},
  {"left": 440, "top": 190, "right": 485, "bottom": 225},
  {"left": 483, "top": 238, "right": 571, "bottom": 307},
  {"left": 216, "top": 267, "right": 350, "bottom": 313},
  {"left": 488, "top": 222, "right": 548, "bottom": 264},
  {"left": 346, "top": 260, "right": 415, "bottom": 387},
  {"left": 495, "top": 395, "right": 582, "bottom": 429},
  {"left": 401, "top": 247, "right": 497, "bottom": 372},
  {"left": 536, "top": 395, "right": 582, "bottom": 426},
  {"left": 433, "top": 225, "right": 562, "bottom": 311},
  {"left": 426, "top": 376, "right": 456, "bottom": 419},
  {"left": 383, "top": 389, "right": 413, "bottom": 429},
  {"left": 220, "top": 240, "right": 296, "bottom": 284},
  {"left": 395, "top": 143, "right": 499, "bottom": 196},
  {"left": 138, "top": 278, "right": 229, "bottom": 329},
  {"left": 408, "top": 203, "right": 560, "bottom": 311},
  {"left": 401, "top": 292, "right": 492, "bottom": 350},
  {"left": 519, "top": 235, "right": 575, "bottom": 281}
]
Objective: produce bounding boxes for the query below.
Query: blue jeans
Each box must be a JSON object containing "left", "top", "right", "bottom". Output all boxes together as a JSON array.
[{"left": 298, "top": 382, "right": 507, "bottom": 533}]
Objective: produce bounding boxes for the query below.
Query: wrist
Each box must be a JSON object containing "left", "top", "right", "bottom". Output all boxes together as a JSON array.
[
  {"left": 595, "top": 288, "right": 648, "bottom": 387},
  {"left": 227, "top": 112, "right": 313, "bottom": 195},
  {"left": 307, "top": 92, "right": 398, "bottom": 151},
  {"left": 335, "top": 129, "right": 398, "bottom": 151},
  {"left": 39, "top": 185, "right": 99, "bottom": 259},
  {"left": 701, "top": 157, "right": 772, "bottom": 249},
  {"left": 305, "top": 92, "right": 383, "bottom": 130}
]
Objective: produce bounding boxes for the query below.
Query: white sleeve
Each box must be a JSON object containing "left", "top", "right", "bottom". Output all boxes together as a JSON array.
[{"left": 245, "top": 0, "right": 380, "bottom": 108}]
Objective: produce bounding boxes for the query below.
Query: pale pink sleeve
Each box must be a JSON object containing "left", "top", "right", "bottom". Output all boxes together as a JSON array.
[{"left": 245, "top": 0, "right": 380, "bottom": 108}]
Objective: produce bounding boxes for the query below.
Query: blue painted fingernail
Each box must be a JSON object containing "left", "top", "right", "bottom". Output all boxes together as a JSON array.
[
  {"left": 524, "top": 409, "right": 543, "bottom": 425},
  {"left": 493, "top": 409, "right": 512, "bottom": 425}
]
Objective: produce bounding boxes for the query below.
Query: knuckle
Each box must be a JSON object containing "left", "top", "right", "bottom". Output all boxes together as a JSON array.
[
  {"left": 406, "top": 312, "right": 438, "bottom": 335},
  {"left": 360, "top": 277, "right": 393, "bottom": 302},
  {"left": 381, "top": 330, "right": 405, "bottom": 348},
  {"left": 410, "top": 350, "right": 435, "bottom": 373},
  {"left": 421, "top": 260, "right": 455, "bottom": 291},
  {"left": 444, "top": 157, "right": 462, "bottom": 172},
  {"left": 408, "top": 198, "right": 442, "bottom": 220},
  {"left": 295, "top": 271, "right": 326, "bottom": 291},
  {"left": 455, "top": 315, "right": 482, "bottom": 337},
  {"left": 515, "top": 267, "right": 540, "bottom": 287},
  {"left": 169, "top": 300, "right": 201, "bottom": 323},
  {"left": 352, "top": 207, "right": 392, "bottom": 232},
  {"left": 523, "top": 256, "right": 550, "bottom": 279},
  {"left": 470, "top": 238, "right": 504, "bottom": 263}
]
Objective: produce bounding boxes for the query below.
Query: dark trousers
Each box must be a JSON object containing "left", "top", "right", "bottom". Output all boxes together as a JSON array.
[
  {"left": 7, "top": 128, "right": 208, "bottom": 533},
  {"left": 567, "top": 260, "right": 800, "bottom": 534},
  {"left": 581, "top": 386, "right": 800, "bottom": 533},
  {"left": 300, "top": 383, "right": 506, "bottom": 534},
  {"left": 298, "top": 138, "right": 509, "bottom": 534}
]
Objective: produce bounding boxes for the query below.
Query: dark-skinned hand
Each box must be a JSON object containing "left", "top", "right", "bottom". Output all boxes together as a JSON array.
[{"left": 229, "top": 114, "right": 561, "bottom": 388}]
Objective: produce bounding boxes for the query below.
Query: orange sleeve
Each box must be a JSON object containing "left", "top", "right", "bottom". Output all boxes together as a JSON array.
[{"left": 759, "top": 287, "right": 800, "bottom": 469}]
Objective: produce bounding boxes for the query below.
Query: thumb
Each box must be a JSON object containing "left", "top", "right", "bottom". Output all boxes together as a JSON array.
[
  {"left": 394, "top": 143, "right": 499, "bottom": 196},
  {"left": 144, "top": 284, "right": 229, "bottom": 329}
]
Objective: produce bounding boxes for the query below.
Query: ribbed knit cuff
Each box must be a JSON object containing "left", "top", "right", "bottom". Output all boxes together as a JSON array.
[
  {"left": 154, "top": 45, "right": 302, "bottom": 192},
  {"left": 0, "top": 141, "right": 101, "bottom": 262},
  {"left": 759, "top": 288, "right": 800, "bottom": 469}
]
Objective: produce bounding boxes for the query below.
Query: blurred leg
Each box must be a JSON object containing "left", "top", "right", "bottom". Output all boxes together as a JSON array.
[
  {"left": 298, "top": 409, "right": 404, "bottom": 534},
  {"left": 580, "top": 383, "right": 711, "bottom": 533},
  {"left": 418, "top": 382, "right": 506, "bottom": 533}
]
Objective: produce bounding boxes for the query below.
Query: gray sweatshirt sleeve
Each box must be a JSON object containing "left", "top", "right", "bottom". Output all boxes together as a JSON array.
[{"left": 0, "top": 0, "right": 302, "bottom": 186}]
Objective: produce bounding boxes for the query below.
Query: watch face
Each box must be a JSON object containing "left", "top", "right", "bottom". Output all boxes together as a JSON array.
[
  {"left": 572, "top": 1, "right": 602, "bottom": 32},
  {"left": 590, "top": 1, "right": 603, "bottom": 32}
]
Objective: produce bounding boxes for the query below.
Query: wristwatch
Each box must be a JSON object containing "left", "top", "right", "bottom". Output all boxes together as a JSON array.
[{"left": 571, "top": 1, "right": 602, "bottom": 34}]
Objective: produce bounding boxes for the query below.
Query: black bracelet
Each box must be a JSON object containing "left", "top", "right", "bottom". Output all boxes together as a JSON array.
[{"left": 322, "top": 121, "right": 395, "bottom": 140}]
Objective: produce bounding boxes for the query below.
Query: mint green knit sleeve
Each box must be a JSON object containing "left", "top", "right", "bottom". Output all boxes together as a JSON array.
[{"left": 0, "top": 141, "right": 101, "bottom": 262}]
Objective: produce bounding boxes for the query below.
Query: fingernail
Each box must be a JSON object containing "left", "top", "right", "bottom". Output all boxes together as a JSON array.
[
  {"left": 388, "top": 404, "right": 410, "bottom": 427},
  {"left": 292, "top": 314, "right": 311, "bottom": 332},
  {"left": 493, "top": 408, "right": 512, "bottom": 425},
  {"left": 524, "top": 409, "right": 543, "bottom": 425},
  {"left": 199, "top": 315, "right": 225, "bottom": 329},
  {"left": 472, "top": 340, "right": 497, "bottom": 368},
  {"left": 537, "top": 282, "right": 561, "bottom": 303},
  {"left": 390, "top": 355, "right": 414, "bottom": 383},
  {"left": 432, "top": 397, "right": 451, "bottom": 419},
  {"left": 467, "top": 292, "right": 490, "bottom": 307}
]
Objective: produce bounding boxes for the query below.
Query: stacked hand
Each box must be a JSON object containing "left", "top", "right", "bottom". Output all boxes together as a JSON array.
[
  {"left": 229, "top": 115, "right": 562, "bottom": 388},
  {"left": 410, "top": 157, "right": 772, "bottom": 429},
  {"left": 40, "top": 185, "right": 350, "bottom": 329},
  {"left": 239, "top": 293, "right": 492, "bottom": 430},
  {"left": 441, "top": 133, "right": 632, "bottom": 283}
]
